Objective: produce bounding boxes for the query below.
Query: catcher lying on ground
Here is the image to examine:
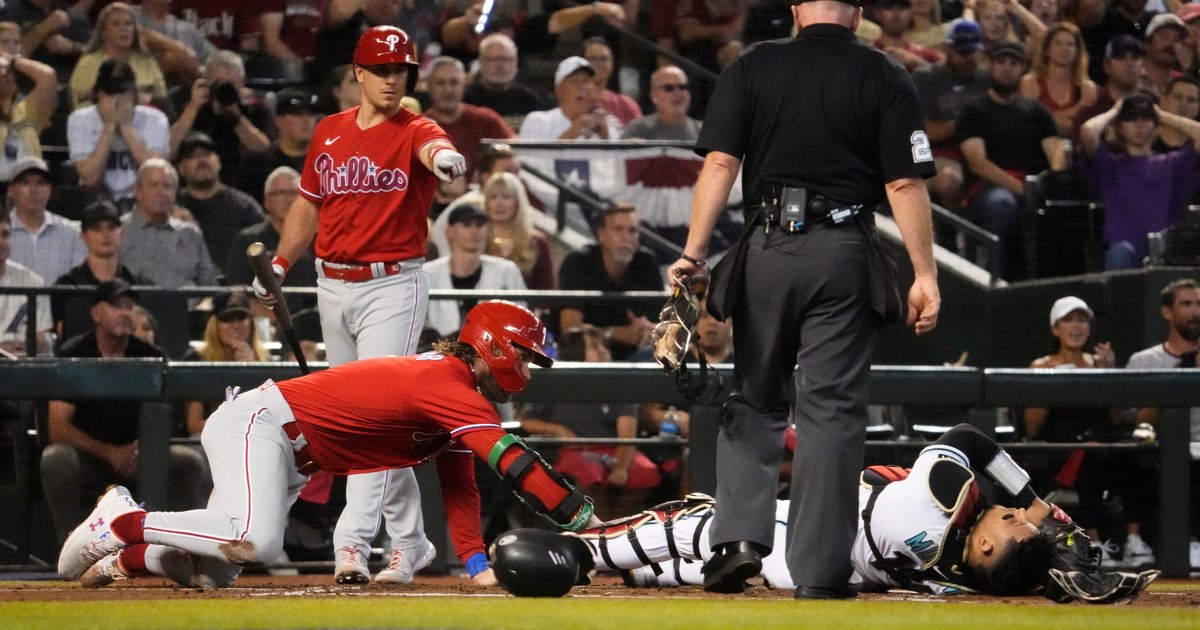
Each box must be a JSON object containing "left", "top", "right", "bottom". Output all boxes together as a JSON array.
[{"left": 491, "top": 423, "right": 1159, "bottom": 603}]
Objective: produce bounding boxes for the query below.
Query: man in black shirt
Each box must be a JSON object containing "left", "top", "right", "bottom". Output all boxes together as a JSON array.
[
  {"left": 175, "top": 132, "right": 266, "bottom": 276},
  {"left": 668, "top": 0, "right": 940, "bottom": 599},
  {"left": 39, "top": 279, "right": 205, "bottom": 543},
  {"left": 235, "top": 87, "right": 317, "bottom": 205},
  {"left": 558, "top": 203, "right": 662, "bottom": 361}
]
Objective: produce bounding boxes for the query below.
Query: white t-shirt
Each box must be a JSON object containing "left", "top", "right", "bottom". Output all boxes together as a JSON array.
[
  {"left": 424, "top": 254, "right": 527, "bottom": 335},
  {"left": 0, "top": 260, "right": 51, "bottom": 348},
  {"left": 67, "top": 104, "right": 170, "bottom": 200},
  {"left": 1126, "top": 344, "right": 1200, "bottom": 442}
]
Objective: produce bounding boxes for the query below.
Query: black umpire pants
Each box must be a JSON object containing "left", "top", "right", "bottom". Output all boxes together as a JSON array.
[{"left": 708, "top": 221, "right": 876, "bottom": 590}]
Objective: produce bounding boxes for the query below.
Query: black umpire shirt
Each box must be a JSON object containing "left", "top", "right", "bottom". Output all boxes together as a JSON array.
[{"left": 697, "top": 25, "right": 937, "bottom": 205}]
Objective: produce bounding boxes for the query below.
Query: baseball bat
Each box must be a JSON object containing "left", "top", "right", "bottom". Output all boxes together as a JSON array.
[{"left": 246, "top": 242, "right": 310, "bottom": 375}]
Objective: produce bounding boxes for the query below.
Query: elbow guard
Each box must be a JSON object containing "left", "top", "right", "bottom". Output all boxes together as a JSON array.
[{"left": 487, "top": 434, "right": 595, "bottom": 532}]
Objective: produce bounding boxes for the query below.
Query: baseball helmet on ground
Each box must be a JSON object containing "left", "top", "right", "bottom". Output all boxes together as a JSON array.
[
  {"left": 459, "top": 300, "right": 553, "bottom": 394},
  {"left": 490, "top": 529, "right": 594, "bottom": 597},
  {"left": 353, "top": 25, "right": 419, "bottom": 92}
]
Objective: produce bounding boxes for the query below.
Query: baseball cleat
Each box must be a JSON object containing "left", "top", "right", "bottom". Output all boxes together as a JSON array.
[
  {"left": 334, "top": 546, "right": 371, "bottom": 584},
  {"left": 1123, "top": 534, "right": 1156, "bottom": 569},
  {"left": 58, "top": 485, "right": 145, "bottom": 580},
  {"left": 80, "top": 551, "right": 137, "bottom": 588},
  {"left": 375, "top": 541, "right": 436, "bottom": 584}
]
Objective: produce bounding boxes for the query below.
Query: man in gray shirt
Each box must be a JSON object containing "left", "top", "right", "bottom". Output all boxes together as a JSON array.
[
  {"left": 120, "top": 158, "right": 215, "bottom": 289},
  {"left": 1126, "top": 278, "right": 1200, "bottom": 439},
  {"left": 622, "top": 66, "right": 702, "bottom": 141}
]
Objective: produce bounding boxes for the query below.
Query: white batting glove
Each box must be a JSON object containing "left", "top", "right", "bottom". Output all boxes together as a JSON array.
[
  {"left": 432, "top": 148, "right": 466, "bottom": 183},
  {"left": 252, "top": 261, "right": 286, "bottom": 308}
]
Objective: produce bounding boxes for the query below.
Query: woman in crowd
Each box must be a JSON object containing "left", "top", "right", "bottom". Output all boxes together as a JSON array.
[
  {"left": 1021, "top": 22, "right": 1097, "bottom": 136},
  {"left": 907, "top": 0, "right": 946, "bottom": 49},
  {"left": 0, "top": 22, "right": 55, "bottom": 187},
  {"left": 68, "top": 3, "right": 167, "bottom": 109},
  {"left": 482, "top": 171, "right": 555, "bottom": 290}
]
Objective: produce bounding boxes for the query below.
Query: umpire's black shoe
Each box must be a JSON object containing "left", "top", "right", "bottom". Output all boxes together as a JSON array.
[
  {"left": 794, "top": 585, "right": 859, "bottom": 600},
  {"left": 702, "top": 541, "right": 764, "bottom": 594}
]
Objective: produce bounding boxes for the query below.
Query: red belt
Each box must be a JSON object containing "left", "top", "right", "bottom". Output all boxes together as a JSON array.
[
  {"left": 320, "top": 260, "right": 406, "bottom": 283},
  {"left": 282, "top": 421, "right": 320, "bottom": 475}
]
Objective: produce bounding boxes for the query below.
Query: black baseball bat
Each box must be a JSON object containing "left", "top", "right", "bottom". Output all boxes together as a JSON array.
[{"left": 246, "top": 242, "right": 310, "bottom": 375}]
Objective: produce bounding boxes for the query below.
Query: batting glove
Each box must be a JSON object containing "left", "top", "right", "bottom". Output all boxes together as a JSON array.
[
  {"left": 251, "top": 256, "right": 289, "bottom": 308},
  {"left": 432, "top": 147, "right": 466, "bottom": 183}
]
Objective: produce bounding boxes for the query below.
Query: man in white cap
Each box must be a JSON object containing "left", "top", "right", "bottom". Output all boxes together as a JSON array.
[
  {"left": 518, "top": 56, "right": 622, "bottom": 141},
  {"left": 1142, "top": 13, "right": 1188, "bottom": 94}
]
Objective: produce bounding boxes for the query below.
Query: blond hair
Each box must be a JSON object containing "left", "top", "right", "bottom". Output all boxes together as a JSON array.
[
  {"left": 196, "top": 313, "right": 268, "bottom": 362},
  {"left": 482, "top": 172, "right": 539, "bottom": 277}
]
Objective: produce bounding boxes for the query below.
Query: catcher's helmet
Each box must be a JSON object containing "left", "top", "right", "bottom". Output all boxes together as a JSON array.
[
  {"left": 490, "top": 529, "right": 594, "bottom": 598},
  {"left": 353, "top": 25, "right": 419, "bottom": 92},
  {"left": 458, "top": 300, "right": 553, "bottom": 394}
]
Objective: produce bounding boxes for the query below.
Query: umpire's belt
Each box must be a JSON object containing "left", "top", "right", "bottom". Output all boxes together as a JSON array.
[
  {"left": 317, "top": 257, "right": 424, "bottom": 283},
  {"left": 259, "top": 379, "right": 321, "bottom": 475},
  {"left": 749, "top": 195, "right": 863, "bottom": 229}
]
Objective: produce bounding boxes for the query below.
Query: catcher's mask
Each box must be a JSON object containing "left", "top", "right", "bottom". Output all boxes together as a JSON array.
[
  {"left": 489, "top": 528, "right": 594, "bottom": 597},
  {"left": 459, "top": 300, "right": 554, "bottom": 394},
  {"left": 651, "top": 278, "right": 724, "bottom": 402}
]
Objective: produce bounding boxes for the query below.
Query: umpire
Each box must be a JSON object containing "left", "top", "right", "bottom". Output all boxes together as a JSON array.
[{"left": 667, "top": 0, "right": 941, "bottom": 599}]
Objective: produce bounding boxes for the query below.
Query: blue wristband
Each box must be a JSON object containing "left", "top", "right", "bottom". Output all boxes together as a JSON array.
[{"left": 465, "top": 552, "right": 490, "bottom": 577}]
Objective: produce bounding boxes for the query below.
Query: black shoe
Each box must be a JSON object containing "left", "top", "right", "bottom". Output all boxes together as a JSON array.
[
  {"left": 702, "top": 541, "right": 763, "bottom": 594},
  {"left": 794, "top": 585, "right": 858, "bottom": 600}
]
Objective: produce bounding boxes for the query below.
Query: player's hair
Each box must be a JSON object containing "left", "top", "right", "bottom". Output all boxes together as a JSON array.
[
  {"left": 83, "top": 3, "right": 148, "bottom": 56},
  {"left": 482, "top": 172, "right": 538, "bottom": 276},
  {"left": 432, "top": 338, "right": 478, "bottom": 365},
  {"left": 972, "top": 533, "right": 1054, "bottom": 596},
  {"left": 264, "top": 166, "right": 300, "bottom": 201},
  {"left": 1162, "top": 278, "right": 1200, "bottom": 308},
  {"left": 1030, "top": 22, "right": 1089, "bottom": 86}
]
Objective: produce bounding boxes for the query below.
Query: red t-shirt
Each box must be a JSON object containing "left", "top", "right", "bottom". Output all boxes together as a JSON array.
[
  {"left": 425, "top": 104, "right": 513, "bottom": 182},
  {"left": 299, "top": 107, "right": 448, "bottom": 263},
  {"left": 278, "top": 0, "right": 330, "bottom": 59},
  {"left": 173, "top": 0, "right": 269, "bottom": 50}
]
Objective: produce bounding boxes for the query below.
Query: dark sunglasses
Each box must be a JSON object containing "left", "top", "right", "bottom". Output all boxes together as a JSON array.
[{"left": 658, "top": 83, "right": 688, "bottom": 93}]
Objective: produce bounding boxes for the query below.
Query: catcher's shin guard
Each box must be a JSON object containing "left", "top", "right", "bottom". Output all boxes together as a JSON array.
[{"left": 576, "top": 493, "right": 716, "bottom": 572}]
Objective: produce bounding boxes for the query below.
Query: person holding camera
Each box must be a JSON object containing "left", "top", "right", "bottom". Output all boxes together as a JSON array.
[
  {"left": 666, "top": 0, "right": 939, "bottom": 599},
  {"left": 169, "top": 50, "right": 270, "bottom": 172}
]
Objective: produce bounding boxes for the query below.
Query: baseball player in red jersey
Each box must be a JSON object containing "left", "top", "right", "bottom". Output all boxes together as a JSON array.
[
  {"left": 57, "top": 301, "right": 599, "bottom": 589},
  {"left": 253, "top": 25, "right": 468, "bottom": 584}
]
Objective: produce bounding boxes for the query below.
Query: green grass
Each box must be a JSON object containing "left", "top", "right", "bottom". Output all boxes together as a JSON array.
[{"left": 3, "top": 596, "right": 1197, "bottom": 630}]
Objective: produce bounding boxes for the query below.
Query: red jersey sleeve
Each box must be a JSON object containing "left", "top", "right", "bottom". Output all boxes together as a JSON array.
[
  {"left": 410, "top": 114, "right": 452, "bottom": 171},
  {"left": 436, "top": 448, "right": 485, "bottom": 563}
]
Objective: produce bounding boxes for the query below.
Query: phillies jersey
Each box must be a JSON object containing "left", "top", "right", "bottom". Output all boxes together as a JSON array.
[
  {"left": 299, "top": 106, "right": 448, "bottom": 263},
  {"left": 277, "top": 353, "right": 498, "bottom": 475}
]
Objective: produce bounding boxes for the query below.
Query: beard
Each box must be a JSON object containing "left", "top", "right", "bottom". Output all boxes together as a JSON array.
[
  {"left": 1177, "top": 319, "right": 1200, "bottom": 343},
  {"left": 990, "top": 78, "right": 1020, "bottom": 97},
  {"left": 476, "top": 370, "right": 514, "bottom": 403}
]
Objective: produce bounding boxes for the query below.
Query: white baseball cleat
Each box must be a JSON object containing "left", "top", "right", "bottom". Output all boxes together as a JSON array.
[
  {"left": 80, "top": 551, "right": 135, "bottom": 588},
  {"left": 58, "top": 485, "right": 145, "bottom": 580},
  {"left": 334, "top": 545, "right": 371, "bottom": 585},
  {"left": 375, "top": 541, "right": 436, "bottom": 584}
]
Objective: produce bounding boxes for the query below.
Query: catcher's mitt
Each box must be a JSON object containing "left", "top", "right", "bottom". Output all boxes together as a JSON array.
[{"left": 1038, "top": 504, "right": 1159, "bottom": 604}]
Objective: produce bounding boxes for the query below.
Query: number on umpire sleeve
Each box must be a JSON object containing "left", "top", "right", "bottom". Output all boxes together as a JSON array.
[{"left": 910, "top": 131, "right": 933, "bottom": 163}]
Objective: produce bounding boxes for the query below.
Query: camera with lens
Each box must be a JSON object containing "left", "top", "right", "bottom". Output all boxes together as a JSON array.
[{"left": 210, "top": 80, "right": 240, "bottom": 108}]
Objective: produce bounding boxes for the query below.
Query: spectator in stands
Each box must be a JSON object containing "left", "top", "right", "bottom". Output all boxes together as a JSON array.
[
  {"left": 1079, "top": 0, "right": 1152, "bottom": 84},
  {"left": 558, "top": 202, "right": 661, "bottom": 361},
  {"left": 1142, "top": 13, "right": 1187, "bottom": 96},
  {"left": 912, "top": 19, "right": 989, "bottom": 216},
  {"left": 7, "top": 157, "right": 83, "bottom": 285},
  {"left": 172, "top": 1, "right": 263, "bottom": 53},
  {"left": 1069, "top": 35, "right": 1147, "bottom": 141},
  {"left": 174, "top": 132, "right": 265, "bottom": 275},
  {"left": 270, "top": 0, "right": 328, "bottom": 76},
  {"left": 520, "top": 56, "right": 620, "bottom": 141},
  {"left": 39, "top": 278, "right": 205, "bottom": 543},
  {"left": 462, "top": 33, "right": 545, "bottom": 127},
  {"left": 957, "top": 43, "right": 1061, "bottom": 280},
  {"left": 422, "top": 56, "right": 514, "bottom": 184},
  {"left": 131, "top": 0, "right": 215, "bottom": 68},
  {"left": 169, "top": 51, "right": 272, "bottom": 172},
  {"left": 68, "top": 59, "right": 170, "bottom": 202},
  {"left": 326, "top": 64, "right": 360, "bottom": 114},
  {"left": 236, "top": 88, "right": 318, "bottom": 205},
  {"left": 1179, "top": 3, "right": 1200, "bottom": 77},
  {"left": 424, "top": 204, "right": 527, "bottom": 337},
  {"left": 582, "top": 37, "right": 641, "bottom": 127},
  {"left": 1020, "top": 23, "right": 1098, "bottom": 137},
  {"left": 131, "top": 303, "right": 156, "bottom": 346},
  {"left": 482, "top": 171, "right": 554, "bottom": 290},
  {"left": 226, "top": 167, "right": 317, "bottom": 313},
  {"left": 68, "top": 3, "right": 167, "bottom": 110},
  {"left": 120, "top": 158, "right": 216, "bottom": 289},
  {"left": 1079, "top": 94, "right": 1200, "bottom": 270},
  {"left": 1156, "top": 76, "right": 1200, "bottom": 152},
  {"left": 0, "top": 39, "right": 56, "bottom": 187},
  {"left": 907, "top": 0, "right": 945, "bottom": 49},
  {"left": 2, "top": 0, "right": 91, "bottom": 82},
  {"left": 623, "top": 65, "right": 700, "bottom": 141},
  {"left": 256, "top": 2, "right": 308, "bottom": 82},
  {"left": 546, "top": 1, "right": 631, "bottom": 37},
  {"left": 181, "top": 289, "right": 268, "bottom": 435},
  {"left": 0, "top": 21, "right": 20, "bottom": 56},
  {"left": 969, "top": 0, "right": 1022, "bottom": 54},
  {"left": 428, "top": 141, "right": 524, "bottom": 253},
  {"left": 312, "top": 0, "right": 405, "bottom": 86},
  {"left": 0, "top": 208, "right": 51, "bottom": 355},
  {"left": 519, "top": 324, "right": 662, "bottom": 518},
  {"left": 51, "top": 200, "right": 151, "bottom": 337},
  {"left": 873, "top": 0, "right": 943, "bottom": 72},
  {"left": 1022, "top": 295, "right": 1155, "bottom": 569},
  {"left": 654, "top": 0, "right": 747, "bottom": 72},
  {"left": 1125, "top": 278, "right": 1200, "bottom": 571}
]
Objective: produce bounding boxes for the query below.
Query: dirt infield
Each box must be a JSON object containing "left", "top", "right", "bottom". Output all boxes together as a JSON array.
[{"left": 1, "top": 574, "right": 1197, "bottom": 607}]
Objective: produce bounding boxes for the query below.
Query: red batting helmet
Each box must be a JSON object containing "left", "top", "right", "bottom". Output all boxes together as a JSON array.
[
  {"left": 353, "top": 25, "right": 419, "bottom": 92},
  {"left": 459, "top": 301, "right": 554, "bottom": 394}
]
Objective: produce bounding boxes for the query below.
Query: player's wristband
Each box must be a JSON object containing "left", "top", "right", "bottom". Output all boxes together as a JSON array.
[
  {"left": 465, "top": 552, "right": 489, "bottom": 577},
  {"left": 270, "top": 255, "right": 291, "bottom": 275}
]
